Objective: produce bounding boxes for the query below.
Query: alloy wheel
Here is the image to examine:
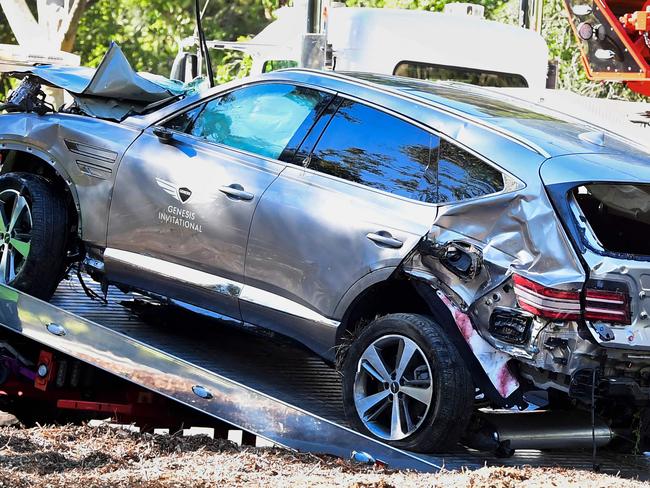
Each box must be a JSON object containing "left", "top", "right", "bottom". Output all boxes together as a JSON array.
[
  {"left": 0, "top": 189, "right": 32, "bottom": 284},
  {"left": 353, "top": 334, "right": 433, "bottom": 441}
]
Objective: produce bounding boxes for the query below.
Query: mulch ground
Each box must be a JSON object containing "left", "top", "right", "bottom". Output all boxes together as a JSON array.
[{"left": 0, "top": 424, "right": 646, "bottom": 487}]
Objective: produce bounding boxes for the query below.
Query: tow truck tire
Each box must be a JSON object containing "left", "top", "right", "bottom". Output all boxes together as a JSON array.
[
  {"left": 342, "top": 313, "right": 474, "bottom": 452},
  {"left": 0, "top": 173, "right": 68, "bottom": 300}
]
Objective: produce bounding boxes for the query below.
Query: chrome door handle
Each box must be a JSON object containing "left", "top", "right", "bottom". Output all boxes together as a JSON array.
[
  {"left": 366, "top": 232, "right": 403, "bottom": 249},
  {"left": 219, "top": 184, "right": 255, "bottom": 201}
]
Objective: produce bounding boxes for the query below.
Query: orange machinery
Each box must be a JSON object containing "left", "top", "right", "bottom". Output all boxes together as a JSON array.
[{"left": 563, "top": 0, "right": 650, "bottom": 95}]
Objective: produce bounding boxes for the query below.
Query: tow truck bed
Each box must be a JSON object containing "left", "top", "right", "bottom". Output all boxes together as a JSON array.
[{"left": 0, "top": 276, "right": 647, "bottom": 477}]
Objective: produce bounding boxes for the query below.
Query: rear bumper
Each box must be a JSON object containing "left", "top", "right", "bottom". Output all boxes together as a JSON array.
[{"left": 570, "top": 368, "right": 650, "bottom": 406}]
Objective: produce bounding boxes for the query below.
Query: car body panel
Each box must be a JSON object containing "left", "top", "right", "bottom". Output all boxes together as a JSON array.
[
  {"left": 8, "top": 43, "right": 191, "bottom": 120},
  {"left": 106, "top": 127, "right": 285, "bottom": 319},
  {"left": 0, "top": 112, "right": 140, "bottom": 246},
  {"left": 540, "top": 151, "right": 650, "bottom": 186},
  {"left": 541, "top": 153, "right": 650, "bottom": 351},
  {"left": 243, "top": 163, "right": 436, "bottom": 318}
]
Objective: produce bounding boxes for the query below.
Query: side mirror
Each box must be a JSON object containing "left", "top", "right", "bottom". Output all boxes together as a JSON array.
[
  {"left": 153, "top": 126, "right": 174, "bottom": 144},
  {"left": 170, "top": 51, "right": 198, "bottom": 83}
]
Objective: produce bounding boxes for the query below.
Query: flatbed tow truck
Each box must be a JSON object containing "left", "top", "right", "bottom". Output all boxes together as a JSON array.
[
  {"left": 0, "top": 275, "right": 648, "bottom": 477},
  {"left": 0, "top": 0, "right": 650, "bottom": 480}
]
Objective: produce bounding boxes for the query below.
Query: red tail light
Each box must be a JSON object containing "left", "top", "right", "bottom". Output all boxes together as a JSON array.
[
  {"left": 584, "top": 288, "right": 630, "bottom": 324},
  {"left": 513, "top": 274, "right": 631, "bottom": 325},
  {"left": 513, "top": 275, "right": 581, "bottom": 320}
]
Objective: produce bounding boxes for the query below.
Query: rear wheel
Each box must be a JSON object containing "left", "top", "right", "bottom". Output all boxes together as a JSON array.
[
  {"left": 342, "top": 313, "right": 474, "bottom": 452},
  {"left": 0, "top": 173, "right": 68, "bottom": 299}
]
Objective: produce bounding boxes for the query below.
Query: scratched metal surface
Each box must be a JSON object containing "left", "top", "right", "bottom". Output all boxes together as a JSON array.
[{"left": 51, "top": 277, "right": 650, "bottom": 479}]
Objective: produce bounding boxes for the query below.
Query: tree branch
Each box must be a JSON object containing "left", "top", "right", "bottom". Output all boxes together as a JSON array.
[
  {"left": 0, "top": 0, "right": 44, "bottom": 47},
  {"left": 60, "top": 0, "right": 89, "bottom": 52}
]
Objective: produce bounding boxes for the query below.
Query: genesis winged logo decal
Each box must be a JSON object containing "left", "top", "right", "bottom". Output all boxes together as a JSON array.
[
  {"left": 178, "top": 187, "right": 192, "bottom": 202},
  {"left": 156, "top": 177, "right": 192, "bottom": 204}
]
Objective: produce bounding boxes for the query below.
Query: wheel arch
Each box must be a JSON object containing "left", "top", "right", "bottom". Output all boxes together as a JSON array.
[
  {"left": 0, "top": 143, "right": 81, "bottom": 237},
  {"left": 335, "top": 271, "right": 431, "bottom": 346},
  {"left": 335, "top": 271, "right": 522, "bottom": 408}
]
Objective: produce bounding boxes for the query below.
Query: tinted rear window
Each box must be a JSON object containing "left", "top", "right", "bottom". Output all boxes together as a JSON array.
[
  {"left": 304, "top": 98, "right": 504, "bottom": 203},
  {"left": 308, "top": 99, "right": 438, "bottom": 201},
  {"left": 436, "top": 140, "right": 504, "bottom": 203},
  {"left": 394, "top": 61, "right": 528, "bottom": 88}
]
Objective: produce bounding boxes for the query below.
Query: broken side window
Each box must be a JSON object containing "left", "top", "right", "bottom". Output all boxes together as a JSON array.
[
  {"left": 573, "top": 183, "right": 650, "bottom": 255},
  {"left": 177, "top": 83, "right": 331, "bottom": 160}
]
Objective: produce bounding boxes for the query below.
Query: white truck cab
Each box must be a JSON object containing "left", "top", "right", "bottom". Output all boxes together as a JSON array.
[
  {"left": 0, "top": 44, "right": 80, "bottom": 73},
  {"left": 174, "top": 3, "right": 549, "bottom": 90},
  {"left": 172, "top": 2, "right": 649, "bottom": 149}
]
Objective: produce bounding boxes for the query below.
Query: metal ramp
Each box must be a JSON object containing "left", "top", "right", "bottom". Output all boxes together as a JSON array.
[
  {"left": 0, "top": 277, "right": 648, "bottom": 478},
  {"left": 0, "top": 278, "right": 440, "bottom": 471}
]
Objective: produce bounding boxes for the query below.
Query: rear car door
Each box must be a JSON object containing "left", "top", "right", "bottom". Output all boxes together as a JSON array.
[
  {"left": 243, "top": 97, "right": 440, "bottom": 355},
  {"left": 106, "top": 83, "right": 333, "bottom": 320}
]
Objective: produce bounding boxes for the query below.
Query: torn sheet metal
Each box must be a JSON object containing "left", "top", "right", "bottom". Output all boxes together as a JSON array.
[
  {"left": 401, "top": 148, "right": 650, "bottom": 409},
  {"left": 10, "top": 42, "right": 185, "bottom": 101},
  {"left": 401, "top": 178, "right": 588, "bottom": 402},
  {"left": 7, "top": 42, "right": 194, "bottom": 120},
  {"left": 437, "top": 290, "right": 519, "bottom": 398}
]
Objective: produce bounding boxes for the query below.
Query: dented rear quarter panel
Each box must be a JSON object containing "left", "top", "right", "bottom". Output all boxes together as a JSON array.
[
  {"left": 0, "top": 112, "right": 142, "bottom": 247},
  {"left": 401, "top": 174, "right": 586, "bottom": 401}
]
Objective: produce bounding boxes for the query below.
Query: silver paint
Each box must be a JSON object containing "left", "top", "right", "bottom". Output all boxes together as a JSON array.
[
  {"left": 3, "top": 68, "right": 650, "bottom": 404},
  {"left": 353, "top": 334, "right": 433, "bottom": 440},
  {"left": 104, "top": 248, "right": 339, "bottom": 329},
  {"left": 0, "top": 112, "right": 142, "bottom": 245}
]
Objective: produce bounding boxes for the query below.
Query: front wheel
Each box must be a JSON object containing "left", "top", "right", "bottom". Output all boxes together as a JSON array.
[
  {"left": 0, "top": 173, "right": 68, "bottom": 299},
  {"left": 342, "top": 313, "right": 474, "bottom": 452}
]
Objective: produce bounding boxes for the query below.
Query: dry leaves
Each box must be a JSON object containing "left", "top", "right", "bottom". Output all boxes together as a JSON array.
[{"left": 0, "top": 424, "right": 646, "bottom": 487}]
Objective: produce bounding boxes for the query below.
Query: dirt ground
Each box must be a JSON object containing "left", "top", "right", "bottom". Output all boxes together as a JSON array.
[{"left": 0, "top": 424, "right": 647, "bottom": 488}]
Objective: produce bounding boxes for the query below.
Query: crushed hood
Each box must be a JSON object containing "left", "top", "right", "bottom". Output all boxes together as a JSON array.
[{"left": 7, "top": 42, "right": 194, "bottom": 121}]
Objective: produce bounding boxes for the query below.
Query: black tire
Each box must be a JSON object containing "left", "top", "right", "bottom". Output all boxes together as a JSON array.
[
  {"left": 342, "top": 313, "right": 474, "bottom": 452},
  {"left": 0, "top": 173, "right": 68, "bottom": 299}
]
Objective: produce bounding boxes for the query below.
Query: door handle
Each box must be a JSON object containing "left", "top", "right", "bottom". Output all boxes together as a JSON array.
[
  {"left": 366, "top": 232, "right": 403, "bottom": 249},
  {"left": 219, "top": 184, "right": 255, "bottom": 201}
]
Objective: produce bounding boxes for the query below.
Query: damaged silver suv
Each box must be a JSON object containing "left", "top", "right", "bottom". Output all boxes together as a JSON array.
[{"left": 1, "top": 50, "right": 649, "bottom": 453}]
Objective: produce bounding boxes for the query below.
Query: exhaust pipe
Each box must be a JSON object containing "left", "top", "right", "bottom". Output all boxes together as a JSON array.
[{"left": 465, "top": 410, "right": 614, "bottom": 453}]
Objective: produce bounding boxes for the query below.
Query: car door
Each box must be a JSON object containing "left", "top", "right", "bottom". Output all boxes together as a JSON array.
[
  {"left": 242, "top": 96, "right": 441, "bottom": 355},
  {"left": 106, "top": 82, "right": 334, "bottom": 320}
]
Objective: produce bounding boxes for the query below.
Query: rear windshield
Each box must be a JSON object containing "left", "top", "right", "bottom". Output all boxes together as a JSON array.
[
  {"left": 573, "top": 184, "right": 650, "bottom": 255},
  {"left": 394, "top": 61, "right": 529, "bottom": 88}
]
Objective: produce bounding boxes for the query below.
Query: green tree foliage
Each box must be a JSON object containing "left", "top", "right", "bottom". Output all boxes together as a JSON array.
[
  {"left": 346, "top": 0, "right": 506, "bottom": 13},
  {"left": 75, "top": 0, "right": 272, "bottom": 77},
  {"left": 0, "top": 8, "right": 17, "bottom": 97}
]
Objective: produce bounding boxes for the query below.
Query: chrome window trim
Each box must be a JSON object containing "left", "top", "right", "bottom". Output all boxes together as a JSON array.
[
  {"left": 331, "top": 91, "right": 525, "bottom": 201},
  {"left": 269, "top": 69, "right": 551, "bottom": 158},
  {"left": 150, "top": 75, "right": 524, "bottom": 206},
  {"left": 154, "top": 79, "right": 337, "bottom": 128},
  {"left": 288, "top": 93, "right": 523, "bottom": 206},
  {"left": 104, "top": 248, "right": 339, "bottom": 328}
]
